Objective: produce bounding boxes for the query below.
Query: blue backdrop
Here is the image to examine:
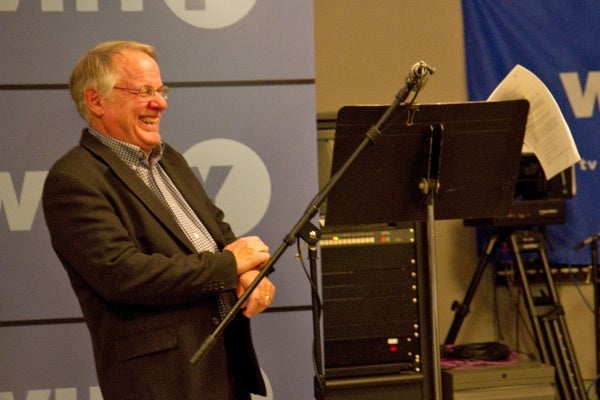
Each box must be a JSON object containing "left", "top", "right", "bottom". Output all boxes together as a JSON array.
[
  {"left": 462, "top": 0, "right": 600, "bottom": 265},
  {"left": 0, "top": 2, "right": 316, "bottom": 399}
]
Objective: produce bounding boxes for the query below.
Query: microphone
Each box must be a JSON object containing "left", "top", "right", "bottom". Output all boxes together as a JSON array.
[
  {"left": 574, "top": 232, "right": 600, "bottom": 250},
  {"left": 395, "top": 61, "right": 435, "bottom": 103},
  {"left": 406, "top": 61, "right": 435, "bottom": 91}
]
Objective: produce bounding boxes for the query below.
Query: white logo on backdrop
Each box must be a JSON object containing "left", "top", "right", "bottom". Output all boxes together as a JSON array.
[
  {"left": 183, "top": 138, "right": 271, "bottom": 236},
  {"left": 0, "top": 372, "right": 273, "bottom": 399},
  {"left": 1, "top": 1, "right": 257, "bottom": 29},
  {"left": 164, "top": 0, "right": 257, "bottom": 29},
  {"left": 252, "top": 369, "right": 274, "bottom": 400},
  {"left": 1, "top": 140, "right": 269, "bottom": 233}
]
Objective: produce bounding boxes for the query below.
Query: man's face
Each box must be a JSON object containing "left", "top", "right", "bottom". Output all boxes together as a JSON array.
[{"left": 95, "top": 49, "right": 168, "bottom": 154}]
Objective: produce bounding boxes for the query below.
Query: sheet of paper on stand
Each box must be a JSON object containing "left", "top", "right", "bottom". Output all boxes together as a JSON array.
[{"left": 488, "top": 64, "right": 580, "bottom": 190}]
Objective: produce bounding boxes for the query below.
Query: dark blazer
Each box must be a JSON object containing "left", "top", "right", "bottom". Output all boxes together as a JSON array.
[{"left": 42, "top": 129, "right": 266, "bottom": 400}]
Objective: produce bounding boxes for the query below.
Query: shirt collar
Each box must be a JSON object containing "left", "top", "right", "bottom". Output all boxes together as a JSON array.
[{"left": 87, "top": 127, "right": 164, "bottom": 166}]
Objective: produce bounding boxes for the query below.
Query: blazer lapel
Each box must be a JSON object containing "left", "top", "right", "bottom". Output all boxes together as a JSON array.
[{"left": 79, "top": 130, "right": 197, "bottom": 253}]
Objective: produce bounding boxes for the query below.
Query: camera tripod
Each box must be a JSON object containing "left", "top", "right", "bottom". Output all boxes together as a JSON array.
[{"left": 445, "top": 228, "right": 588, "bottom": 400}]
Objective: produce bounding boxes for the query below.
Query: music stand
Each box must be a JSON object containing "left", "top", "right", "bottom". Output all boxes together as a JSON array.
[{"left": 325, "top": 99, "right": 529, "bottom": 400}]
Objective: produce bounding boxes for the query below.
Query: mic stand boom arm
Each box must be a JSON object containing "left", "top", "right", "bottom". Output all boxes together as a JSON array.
[{"left": 190, "top": 62, "right": 434, "bottom": 366}]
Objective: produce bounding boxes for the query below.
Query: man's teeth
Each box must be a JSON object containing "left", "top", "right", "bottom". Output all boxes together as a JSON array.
[{"left": 141, "top": 117, "right": 159, "bottom": 124}]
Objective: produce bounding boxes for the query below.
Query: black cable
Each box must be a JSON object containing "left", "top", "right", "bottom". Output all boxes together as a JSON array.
[{"left": 441, "top": 342, "right": 512, "bottom": 362}]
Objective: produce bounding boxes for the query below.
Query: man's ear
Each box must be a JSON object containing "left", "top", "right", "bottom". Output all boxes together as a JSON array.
[{"left": 84, "top": 87, "right": 104, "bottom": 117}]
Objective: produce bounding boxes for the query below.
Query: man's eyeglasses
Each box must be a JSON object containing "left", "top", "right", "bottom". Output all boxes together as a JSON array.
[{"left": 113, "top": 85, "right": 170, "bottom": 100}]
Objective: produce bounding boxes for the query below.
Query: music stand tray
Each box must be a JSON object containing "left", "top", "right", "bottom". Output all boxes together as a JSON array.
[{"left": 325, "top": 100, "right": 529, "bottom": 227}]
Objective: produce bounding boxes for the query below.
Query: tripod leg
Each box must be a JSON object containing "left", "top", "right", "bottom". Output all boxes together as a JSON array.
[
  {"left": 510, "top": 230, "right": 588, "bottom": 400},
  {"left": 444, "top": 233, "right": 498, "bottom": 345},
  {"left": 590, "top": 243, "right": 600, "bottom": 399},
  {"left": 538, "top": 241, "right": 588, "bottom": 400}
]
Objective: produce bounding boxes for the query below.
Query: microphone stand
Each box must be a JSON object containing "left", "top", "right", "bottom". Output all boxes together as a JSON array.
[{"left": 190, "top": 63, "right": 435, "bottom": 393}]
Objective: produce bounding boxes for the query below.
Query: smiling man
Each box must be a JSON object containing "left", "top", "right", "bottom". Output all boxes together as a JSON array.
[
  {"left": 80, "top": 45, "right": 167, "bottom": 154},
  {"left": 42, "top": 41, "right": 275, "bottom": 400}
]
